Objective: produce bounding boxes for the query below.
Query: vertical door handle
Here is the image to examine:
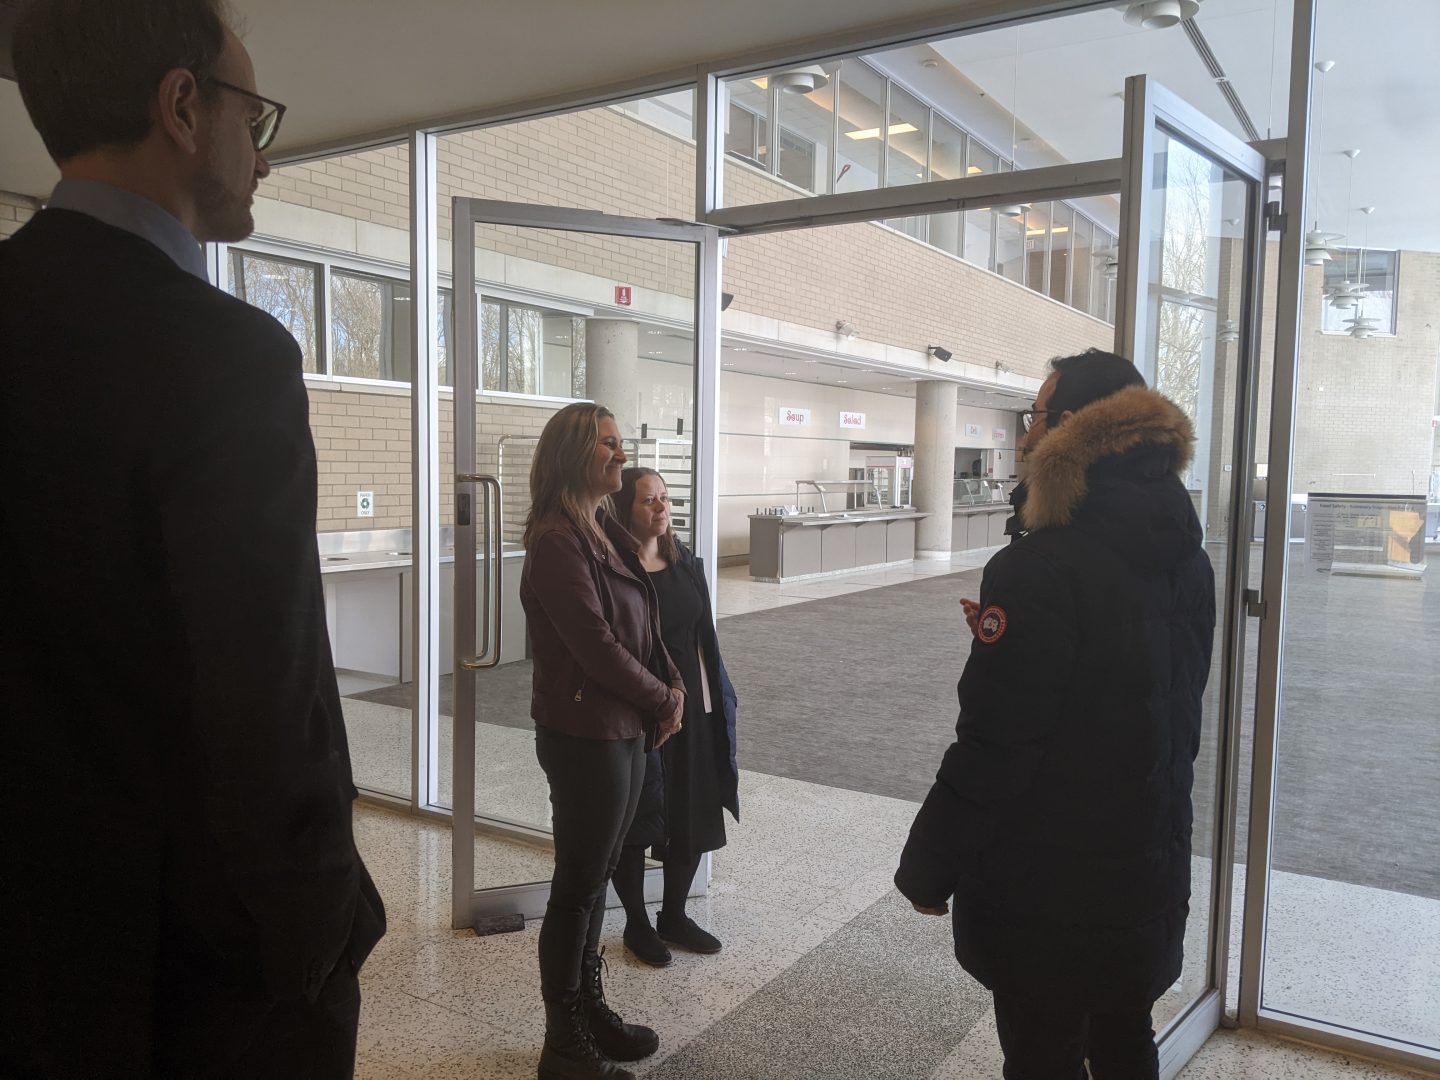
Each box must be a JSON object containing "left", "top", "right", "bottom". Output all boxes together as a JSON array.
[{"left": 457, "top": 473, "right": 503, "bottom": 669}]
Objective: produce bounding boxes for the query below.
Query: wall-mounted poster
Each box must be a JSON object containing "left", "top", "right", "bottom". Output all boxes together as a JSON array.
[
  {"left": 993, "top": 428, "right": 1008, "bottom": 443},
  {"left": 963, "top": 422, "right": 982, "bottom": 438}
]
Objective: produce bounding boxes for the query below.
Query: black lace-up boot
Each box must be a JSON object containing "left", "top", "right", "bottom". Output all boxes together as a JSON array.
[
  {"left": 538, "top": 993, "right": 636, "bottom": 1080},
  {"left": 580, "top": 949, "right": 659, "bottom": 1062}
]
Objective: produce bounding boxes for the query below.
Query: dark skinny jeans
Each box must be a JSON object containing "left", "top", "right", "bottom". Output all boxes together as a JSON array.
[{"left": 534, "top": 725, "right": 645, "bottom": 1002}]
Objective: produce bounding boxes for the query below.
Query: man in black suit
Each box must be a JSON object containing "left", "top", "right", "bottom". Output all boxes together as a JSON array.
[{"left": 0, "top": 1, "right": 384, "bottom": 1075}]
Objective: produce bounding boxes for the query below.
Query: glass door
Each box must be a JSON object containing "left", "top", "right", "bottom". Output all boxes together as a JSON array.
[
  {"left": 447, "top": 198, "right": 721, "bottom": 929},
  {"left": 1115, "top": 76, "right": 1270, "bottom": 1076}
]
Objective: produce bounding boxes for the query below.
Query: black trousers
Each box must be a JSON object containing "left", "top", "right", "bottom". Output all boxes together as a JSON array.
[
  {"left": 992, "top": 992, "right": 1158, "bottom": 1080},
  {"left": 535, "top": 726, "right": 646, "bottom": 1002}
]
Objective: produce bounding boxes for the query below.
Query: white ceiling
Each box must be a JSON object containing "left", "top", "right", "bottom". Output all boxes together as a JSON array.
[
  {"left": 0, "top": 0, "right": 1004, "bottom": 198},
  {"left": 5, "top": 0, "right": 1433, "bottom": 253},
  {"left": 916, "top": 0, "right": 1440, "bottom": 252}
]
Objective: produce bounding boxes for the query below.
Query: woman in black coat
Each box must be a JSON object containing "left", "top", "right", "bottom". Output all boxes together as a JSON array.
[{"left": 611, "top": 467, "right": 740, "bottom": 967}]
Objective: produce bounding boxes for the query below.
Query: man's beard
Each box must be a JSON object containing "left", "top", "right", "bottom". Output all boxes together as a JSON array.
[{"left": 193, "top": 169, "right": 254, "bottom": 244}]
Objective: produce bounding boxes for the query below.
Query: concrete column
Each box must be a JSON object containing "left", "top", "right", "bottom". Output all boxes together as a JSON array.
[
  {"left": 914, "top": 380, "right": 958, "bottom": 557},
  {"left": 585, "top": 319, "right": 641, "bottom": 438}
]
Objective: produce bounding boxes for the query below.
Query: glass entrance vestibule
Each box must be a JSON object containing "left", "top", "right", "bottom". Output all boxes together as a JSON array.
[{"left": 219, "top": 1, "right": 1438, "bottom": 1074}]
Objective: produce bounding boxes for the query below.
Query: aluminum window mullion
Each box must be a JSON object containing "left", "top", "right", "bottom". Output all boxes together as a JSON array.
[
  {"left": 409, "top": 129, "right": 440, "bottom": 813},
  {"left": 1238, "top": 0, "right": 1318, "bottom": 1032},
  {"left": 879, "top": 78, "right": 891, "bottom": 190}
]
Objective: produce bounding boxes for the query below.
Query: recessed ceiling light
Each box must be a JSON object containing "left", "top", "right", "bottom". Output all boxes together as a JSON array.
[
  {"left": 804, "top": 359, "right": 818, "bottom": 364},
  {"left": 837, "top": 379, "right": 848, "bottom": 384},
  {"left": 785, "top": 371, "right": 798, "bottom": 375},
  {"left": 646, "top": 329, "right": 662, "bottom": 335}
]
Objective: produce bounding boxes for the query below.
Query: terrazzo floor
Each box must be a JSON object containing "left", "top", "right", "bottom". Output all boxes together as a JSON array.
[
  {"left": 342, "top": 546, "right": 1439, "bottom": 1074},
  {"left": 350, "top": 781, "right": 1432, "bottom": 1078}
]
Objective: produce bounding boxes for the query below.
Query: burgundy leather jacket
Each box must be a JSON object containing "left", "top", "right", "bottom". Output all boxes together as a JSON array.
[{"left": 521, "top": 510, "right": 682, "bottom": 739}]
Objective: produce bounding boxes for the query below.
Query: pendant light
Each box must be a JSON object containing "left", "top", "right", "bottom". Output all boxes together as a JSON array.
[
  {"left": 1305, "top": 61, "right": 1343, "bottom": 266},
  {"left": 1347, "top": 207, "right": 1380, "bottom": 338},
  {"left": 994, "top": 29, "right": 1030, "bottom": 217},
  {"left": 1324, "top": 150, "right": 1369, "bottom": 308}
]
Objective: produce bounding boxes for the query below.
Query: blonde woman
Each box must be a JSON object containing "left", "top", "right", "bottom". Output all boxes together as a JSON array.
[{"left": 520, "top": 402, "right": 684, "bottom": 1080}]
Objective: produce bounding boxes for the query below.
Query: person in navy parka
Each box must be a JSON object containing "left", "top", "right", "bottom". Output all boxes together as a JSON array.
[{"left": 897, "top": 349, "right": 1217, "bottom": 1080}]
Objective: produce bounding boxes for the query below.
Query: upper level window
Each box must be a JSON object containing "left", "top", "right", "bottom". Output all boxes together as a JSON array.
[
  {"left": 1321, "top": 250, "right": 1398, "bottom": 335},
  {"left": 481, "top": 298, "right": 586, "bottom": 397},
  {"left": 331, "top": 270, "right": 413, "bottom": 382},
  {"left": 229, "top": 250, "right": 320, "bottom": 372}
]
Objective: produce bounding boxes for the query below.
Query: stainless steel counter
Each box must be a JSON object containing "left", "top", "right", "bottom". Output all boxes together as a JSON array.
[{"left": 748, "top": 509, "right": 927, "bottom": 582}]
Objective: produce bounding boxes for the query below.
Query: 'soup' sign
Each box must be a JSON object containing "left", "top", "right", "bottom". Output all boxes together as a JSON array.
[{"left": 779, "top": 407, "right": 811, "bottom": 426}]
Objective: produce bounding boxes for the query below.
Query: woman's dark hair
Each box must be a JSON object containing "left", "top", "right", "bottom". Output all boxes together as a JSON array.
[
  {"left": 613, "top": 467, "right": 679, "bottom": 564},
  {"left": 524, "top": 402, "right": 615, "bottom": 552},
  {"left": 1047, "top": 348, "right": 1148, "bottom": 416},
  {"left": 14, "top": 0, "right": 232, "bottom": 164}
]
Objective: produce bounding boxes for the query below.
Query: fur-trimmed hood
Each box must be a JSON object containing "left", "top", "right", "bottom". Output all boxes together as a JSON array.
[{"left": 1019, "top": 386, "right": 1195, "bottom": 531}]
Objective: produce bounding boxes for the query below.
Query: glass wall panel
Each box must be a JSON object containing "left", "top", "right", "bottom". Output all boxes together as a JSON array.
[
  {"left": 431, "top": 95, "right": 699, "bottom": 852},
  {"left": 929, "top": 115, "right": 966, "bottom": 257},
  {"left": 1023, "top": 202, "right": 1051, "bottom": 294},
  {"left": 239, "top": 143, "right": 414, "bottom": 799},
  {"left": 965, "top": 140, "right": 1001, "bottom": 271},
  {"left": 996, "top": 204, "right": 1026, "bottom": 284},
  {"left": 834, "top": 59, "right": 887, "bottom": 193},
  {"left": 1072, "top": 213, "right": 1094, "bottom": 317},
  {"left": 1048, "top": 203, "right": 1073, "bottom": 305},
  {"left": 1133, "top": 124, "right": 1253, "bottom": 1030},
  {"left": 1258, "top": 0, "right": 1440, "bottom": 1048},
  {"left": 886, "top": 83, "right": 930, "bottom": 189},
  {"left": 777, "top": 76, "right": 834, "bottom": 194}
]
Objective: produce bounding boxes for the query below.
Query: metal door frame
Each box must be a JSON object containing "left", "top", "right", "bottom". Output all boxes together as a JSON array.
[
  {"left": 1113, "top": 73, "right": 1271, "bottom": 1078},
  {"left": 449, "top": 197, "right": 722, "bottom": 929}
]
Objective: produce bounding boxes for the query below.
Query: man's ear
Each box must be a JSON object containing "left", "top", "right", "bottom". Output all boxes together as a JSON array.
[{"left": 155, "top": 67, "right": 204, "bottom": 155}]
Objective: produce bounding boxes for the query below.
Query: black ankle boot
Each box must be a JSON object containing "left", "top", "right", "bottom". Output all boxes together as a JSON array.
[
  {"left": 623, "top": 920, "right": 673, "bottom": 968},
  {"left": 580, "top": 949, "right": 659, "bottom": 1062},
  {"left": 539, "top": 994, "right": 636, "bottom": 1080},
  {"left": 656, "top": 910, "right": 722, "bottom": 954}
]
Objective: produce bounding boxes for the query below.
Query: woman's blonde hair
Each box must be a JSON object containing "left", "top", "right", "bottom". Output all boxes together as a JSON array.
[
  {"left": 524, "top": 401, "right": 615, "bottom": 551},
  {"left": 614, "top": 467, "right": 679, "bottom": 564}
]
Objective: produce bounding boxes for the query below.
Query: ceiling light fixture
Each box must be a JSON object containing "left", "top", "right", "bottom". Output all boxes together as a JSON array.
[
  {"left": 768, "top": 64, "right": 831, "bottom": 95},
  {"left": 845, "top": 122, "right": 918, "bottom": 141},
  {"left": 1122, "top": 0, "right": 1201, "bottom": 30}
]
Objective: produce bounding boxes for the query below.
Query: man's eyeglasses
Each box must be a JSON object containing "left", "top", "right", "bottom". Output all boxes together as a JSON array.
[
  {"left": 1019, "top": 408, "right": 1063, "bottom": 433},
  {"left": 206, "top": 78, "right": 286, "bottom": 152}
]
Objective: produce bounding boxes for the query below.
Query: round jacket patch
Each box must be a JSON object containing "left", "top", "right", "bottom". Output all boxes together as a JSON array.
[{"left": 977, "top": 605, "right": 1008, "bottom": 644}]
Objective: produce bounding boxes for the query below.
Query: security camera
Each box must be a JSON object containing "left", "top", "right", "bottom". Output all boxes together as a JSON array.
[{"left": 927, "top": 345, "right": 953, "bottom": 362}]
